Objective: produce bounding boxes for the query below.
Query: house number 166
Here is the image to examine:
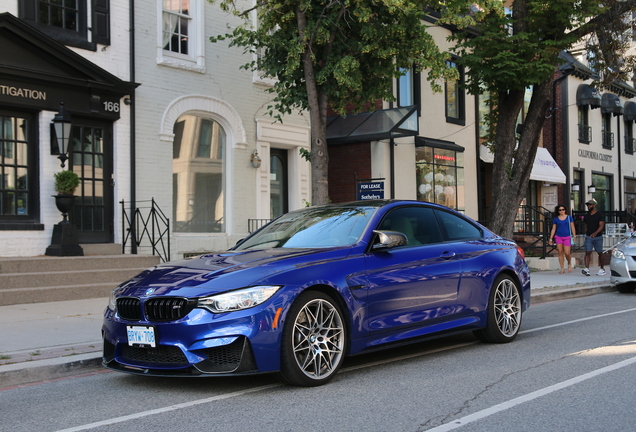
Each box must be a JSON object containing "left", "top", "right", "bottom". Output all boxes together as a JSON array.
[{"left": 103, "top": 101, "right": 120, "bottom": 112}]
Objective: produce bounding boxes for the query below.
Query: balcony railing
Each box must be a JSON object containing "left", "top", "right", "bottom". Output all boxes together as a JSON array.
[
  {"left": 602, "top": 130, "right": 614, "bottom": 149},
  {"left": 578, "top": 124, "right": 592, "bottom": 143}
]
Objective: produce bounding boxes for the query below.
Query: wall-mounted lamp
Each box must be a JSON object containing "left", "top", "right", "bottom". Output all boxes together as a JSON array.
[
  {"left": 51, "top": 103, "right": 72, "bottom": 168},
  {"left": 588, "top": 185, "right": 596, "bottom": 194},
  {"left": 250, "top": 150, "right": 262, "bottom": 168},
  {"left": 571, "top": 183, "right": 580, "bottom": 192}
]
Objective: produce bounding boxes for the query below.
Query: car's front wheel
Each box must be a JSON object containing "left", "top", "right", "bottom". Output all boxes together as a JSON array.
[
  {"left": 474, "top": 274, "right": 522, "bottom": 343},
  {"left": 279, "top": 291, "right": 346, "bottom": 386}
]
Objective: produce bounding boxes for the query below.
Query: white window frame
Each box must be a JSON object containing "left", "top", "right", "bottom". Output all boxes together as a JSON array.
[{"left": 157, "top": 0, "right": 206, "bottom": 73}]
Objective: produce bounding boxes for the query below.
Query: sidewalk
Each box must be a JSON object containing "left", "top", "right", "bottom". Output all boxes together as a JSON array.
[{"left": 0, "top": 268, "right": 616, "bottom": 389}]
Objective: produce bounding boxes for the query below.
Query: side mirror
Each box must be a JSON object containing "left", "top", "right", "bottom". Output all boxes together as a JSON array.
[{"left": 372, "top": 230, "right": 408, "bottom": 250}]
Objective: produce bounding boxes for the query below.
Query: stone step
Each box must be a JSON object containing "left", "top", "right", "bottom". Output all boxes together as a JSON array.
[
  {"left": 0, "top": 255, "right": 159, "bottom": 274},
  {"left": 0, "top": 283, "right": 116, "bottom": 306},
  {"left": 0, "top": 268, "right": 148, "bottom": 290},
  {"left": 0, "top": 254, "right": 161, "bottom": 306},
  {"left": 79, "top": 243, "right": 122, "bottom": 256}
]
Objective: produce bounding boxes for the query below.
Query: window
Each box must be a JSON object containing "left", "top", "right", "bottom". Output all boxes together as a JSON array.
[
  {"left": 416, "top": 146, "right": 464, "bottom": 211},
  {"left": 578, "top": 106, "right": 591, "bottom": 143},
  {"left": 158, "top": 0, "right": 205, "bottom": 72},
  {"left": 397, "top": 69, "right": 420, "bottom": 107},
  {"left": 19, "top": 0, "right": 110, "bottom": 49},
  {"left": 435, "top": 210, "right": 481, "bottom": 241},
  {"left": 172, "top": 114, "right": 225, "bottom": 233},
  {"left": 602, "top": 114, "right": 614, "bottom": 149},
  {"left": 573, "top": 169, "right": 583, "bottom": 211},
  {"left": 591, "top": 173, "right": 612, "bottom": 211},
  {"left": 625, "top": 178, "right": 636, "bottom": 214},
  {"left": 1, "top": 112, "right": 37, "bottom": 223},
  {"left": 162, "top": 0, "right": 190, "bottom": 55},
  {"left": 378, "top": 206, "right": 443, "bottom": 246},
  {"left": 445, "top": 60, "right": 465, "bottom": 125},
  {"left": 625, "top": 120, "right": 635, "bottom": 154}
]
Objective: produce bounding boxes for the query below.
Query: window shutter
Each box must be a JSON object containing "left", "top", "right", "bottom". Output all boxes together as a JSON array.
[
  {"left": 19, "top": 0, "right": 37, "bottom": 22},
  {"left": 92, "top": 0, "right": 110, "bottom": 45}
]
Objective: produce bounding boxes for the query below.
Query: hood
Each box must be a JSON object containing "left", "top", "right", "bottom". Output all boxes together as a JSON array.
[{"left": 114, "top": 247, "right": 353, "bottom": 298}]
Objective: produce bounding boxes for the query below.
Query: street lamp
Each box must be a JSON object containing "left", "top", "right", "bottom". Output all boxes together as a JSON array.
[
  {"left": 588, "top": 185, "right": 596, "bottom": 194},
  {"left": 52, "top": 103, "right": 72, "bottom": 168}
]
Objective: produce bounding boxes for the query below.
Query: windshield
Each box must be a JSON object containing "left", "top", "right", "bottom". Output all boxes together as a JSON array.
[{"left": 234, "top": 206, "right": 377, "bottom": 251}]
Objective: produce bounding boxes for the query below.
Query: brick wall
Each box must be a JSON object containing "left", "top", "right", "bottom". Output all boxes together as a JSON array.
[{"left": 328, "top": 142, "right": 372, "bottom": 203}]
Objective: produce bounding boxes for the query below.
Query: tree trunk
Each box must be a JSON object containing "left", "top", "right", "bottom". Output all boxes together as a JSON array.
[
  {"left": 297, "top": 6, "right": 330, "bottom": 206},
  {"left": 488, "top": 80, "right": 553, "bottom": 239}
]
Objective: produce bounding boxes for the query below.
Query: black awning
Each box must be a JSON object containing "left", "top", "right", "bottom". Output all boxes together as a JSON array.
[
  {"left": 327, "top": 106, "right": 418, "bottom": 145},
  {"left": 624, "top": 102, "right": 636, "bottom": 122},
  {"left": 576, "top": 84, "right": 601, "bottom": 108},
  {"left": 415, "top": 137, "right": 464, "bottom": 152},
  {"left": 601, "top": 93, "right": 624, "bottom": 116}
]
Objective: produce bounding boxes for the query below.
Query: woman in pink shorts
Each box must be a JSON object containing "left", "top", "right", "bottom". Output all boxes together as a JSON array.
[{"left": 548, "top": 205, "right": 576, "bottom": 273}]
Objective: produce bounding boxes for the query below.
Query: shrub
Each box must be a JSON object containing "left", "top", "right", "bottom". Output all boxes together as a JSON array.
[{"left": 54, "top": 170, "right": 80, "bottom": 195}]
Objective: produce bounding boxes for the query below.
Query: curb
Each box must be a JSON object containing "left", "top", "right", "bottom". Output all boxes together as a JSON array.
[
  {"left": 1, "top": 285, "right": 618, "bottom": 389},
  {"left": 0, "top": 352, "right": 102, "bottom": 389},
  {"left": 530, "top": 284, "right": 616, "bottom": 304}
]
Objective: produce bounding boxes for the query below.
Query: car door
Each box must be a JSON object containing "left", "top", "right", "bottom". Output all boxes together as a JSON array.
[{"left": 364, "top": 206, "right": 461, "bottom": 335}]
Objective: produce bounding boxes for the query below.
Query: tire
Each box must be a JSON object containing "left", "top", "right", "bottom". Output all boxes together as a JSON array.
[
  {"left": 617, "top": 283, "right": 636, "bottom": 294},
  {"left": 279, "top": 291, "right": 347, "bottom": 386},
  {"left": 474, "top": 274, "right": 522, "bottom": 343}
]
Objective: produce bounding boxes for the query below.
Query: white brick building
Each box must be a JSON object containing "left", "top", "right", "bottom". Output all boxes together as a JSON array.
[{"left": 0, "top": 1, "right": 310, "bottom": 260}]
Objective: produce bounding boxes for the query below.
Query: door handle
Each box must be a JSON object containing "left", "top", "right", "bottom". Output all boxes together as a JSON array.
[{"left": 440, "top": 251, "right": 456, "bottom": 259}]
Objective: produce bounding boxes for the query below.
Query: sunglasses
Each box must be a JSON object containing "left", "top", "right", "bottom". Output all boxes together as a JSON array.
[{"left": 558, "top": 208, "right": 566, "bottom": 211}]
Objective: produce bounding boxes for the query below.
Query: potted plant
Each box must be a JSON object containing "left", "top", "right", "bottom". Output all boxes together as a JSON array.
[{"left": 53, "top": 170, "right": 80, "bottom": 221}]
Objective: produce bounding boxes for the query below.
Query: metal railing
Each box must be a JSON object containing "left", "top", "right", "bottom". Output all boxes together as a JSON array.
[
  {"left": 121, "top": 199, "right": 171, "bottom": 262},
  {"left": 578, "top": 124, "right": 592, "bottom": 143},
  {"left": 602, "top": 131, "right": 615, "bottom": 149},
  {"left": 248, "top": 218, "right": 272, "bottom": 233}
]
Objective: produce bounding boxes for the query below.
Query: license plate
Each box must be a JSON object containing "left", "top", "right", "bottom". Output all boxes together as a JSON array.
[{"left": 127, "top": 326, "right": 156, "bottom": 347}]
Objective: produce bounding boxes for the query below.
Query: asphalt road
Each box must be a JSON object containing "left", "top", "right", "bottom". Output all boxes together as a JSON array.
[{"left": 2, "top": 291, "right": 636, "bottom": 432}]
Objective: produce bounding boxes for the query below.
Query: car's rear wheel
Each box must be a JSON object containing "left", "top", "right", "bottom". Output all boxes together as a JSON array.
[
  {"left": 474, "top": 274, "right": 522, "bottom": 343},
  {"left": 279, "top": 291, "right": 346, "bottom": 386}
]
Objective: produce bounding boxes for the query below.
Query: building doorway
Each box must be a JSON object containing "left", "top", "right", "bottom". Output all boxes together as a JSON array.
[
  {"left": 270, "top": 148, "right": 288, "bottom": 218},
  {"left": 68, "top": 120, "right": 113, "bottom": 243}
]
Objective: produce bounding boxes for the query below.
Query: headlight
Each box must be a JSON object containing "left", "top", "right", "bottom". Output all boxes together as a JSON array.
[
  {"left": 612, "top": 249, "right": 626, "bottom": 260},
  {"left": 197, "top": 286, "right": 281, "bottom": 313},
  {"left": 108, "top": 289, "right": 118, "bottom": 311}
]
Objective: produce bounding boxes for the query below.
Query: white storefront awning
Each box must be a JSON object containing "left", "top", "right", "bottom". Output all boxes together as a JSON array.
[
  {"left": 479, "top": 146, "right": 566, "bottom": 184},
  {"left": 530, "top": 147, "right": 566, "bottom": 183}
]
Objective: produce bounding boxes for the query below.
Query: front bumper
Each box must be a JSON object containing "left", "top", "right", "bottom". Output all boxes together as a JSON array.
[
  {"left": 102, "top": 303, "right": 284, "bottom": 377},
  {"left": 609, "top": 256, "right": 636, "bottom": 285}
]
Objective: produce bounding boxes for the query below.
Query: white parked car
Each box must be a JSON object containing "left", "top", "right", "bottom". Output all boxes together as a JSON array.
[{"left": 610, "top": 232, "right": 636, "bottom": 293}]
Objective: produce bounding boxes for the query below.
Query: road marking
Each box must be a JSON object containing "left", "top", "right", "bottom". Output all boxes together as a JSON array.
[
  {"left": 520, "top": 307, "right": 636, "bottom": 334},
  {"left": 426, "top": 353, "right": 636, "bottom": 431},
  {"left": 53, "top": 307, "right": 636, "bottom": 431},
  {"left": 54, "top": 384, "right": 280, "bottom": 432}
]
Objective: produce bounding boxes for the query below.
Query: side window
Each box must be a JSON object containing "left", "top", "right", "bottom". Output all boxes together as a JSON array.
[
  {"left": 435, "top": 210, "right": 481, "bottom": 241},
  {"left": 378, "top": 206, "right": 443, "bottom": 247}
]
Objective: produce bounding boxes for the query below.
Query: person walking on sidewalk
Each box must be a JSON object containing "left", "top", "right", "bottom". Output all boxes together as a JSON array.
[
  {"left": 549, "top": 204, "right": 576, "bottom": 273},
  {"left": 582, "top": 198, "right": 605, "bottom": 276}
]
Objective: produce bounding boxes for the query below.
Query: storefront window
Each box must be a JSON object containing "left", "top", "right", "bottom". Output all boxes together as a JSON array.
[
  {"left": 0, "top": 114, "right": 31, "bottom": 219},
  {"left": 172, "top": 114, "right": 225, "bottom": 233},
  {"left": 591, "top": 173, "right": 612, "bottom": 211},
  {"left": 416, "top": 146, "right": 464, "bottom": 211}
]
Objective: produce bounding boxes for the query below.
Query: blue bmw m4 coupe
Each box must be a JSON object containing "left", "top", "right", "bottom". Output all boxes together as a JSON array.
[{"left": 103, "top": 200, "right": 530, "bottom": 386}]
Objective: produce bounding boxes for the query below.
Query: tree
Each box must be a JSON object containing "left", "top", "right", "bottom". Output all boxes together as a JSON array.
[
  {"left": 449, "top": 0, "right": 636, "bottom": 237},
  {"left": 210, "top": 0, "right": 465, "bottom": 205}
]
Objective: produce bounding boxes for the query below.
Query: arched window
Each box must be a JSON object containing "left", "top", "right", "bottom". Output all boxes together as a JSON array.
[{"left": 172, "top": 114, "right": 225, "bottom": 233}]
